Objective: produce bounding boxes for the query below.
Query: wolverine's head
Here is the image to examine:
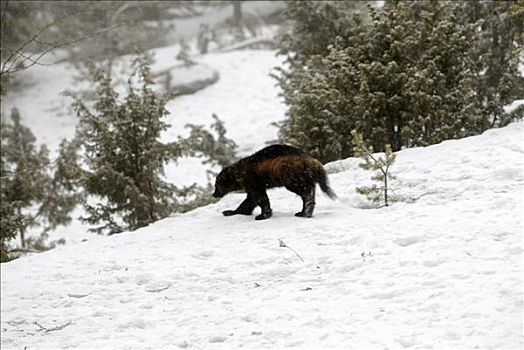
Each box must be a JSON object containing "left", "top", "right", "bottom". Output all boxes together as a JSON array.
[{"left": 213, "top": 166, "right": 242, "bottom": 198}]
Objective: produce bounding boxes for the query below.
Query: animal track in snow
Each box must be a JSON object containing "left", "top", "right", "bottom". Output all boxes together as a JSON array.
[
  {"left": 209, "top": 335, "right": 227, "bottom": 343},
  {"left": 422, "top": 259, "right": 444, "bottom": 268},
  {"left": 393, "top": 236, "right": 423, "bottom": 247},
  {"left": 118, "top": 319, "right": 149, "bottom": 330},
  {"left": 134, "top": 274, "right": 153, "bottom": 286},
  {"left": 366, "top": 289, "right": 403, "bottom": 300},
  {"left": 192, "top": 250, "right": 215, "bottom": 259},
  {"left": 144, "top": 281, "right": 171, "bottom": 293}
]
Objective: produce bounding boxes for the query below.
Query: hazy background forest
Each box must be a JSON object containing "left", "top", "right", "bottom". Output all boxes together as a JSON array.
[{"left": 1, "top": 0, "right": 523, "bottom": 259}]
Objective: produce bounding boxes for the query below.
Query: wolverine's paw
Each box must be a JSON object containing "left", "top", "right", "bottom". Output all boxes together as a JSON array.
[
  {"left": 222, "top": 210, "right": 237, "bottom": 216},
  {"left": 295, "top": 211, "right": 313, "bottom": 218},
  {"left": 255, "top": 210, "right": 272, "bottom": 220}
]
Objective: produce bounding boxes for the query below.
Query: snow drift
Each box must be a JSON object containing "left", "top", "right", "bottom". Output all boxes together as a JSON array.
[{"left": 1, "top": 122, "right": 523, "bottom": 349}]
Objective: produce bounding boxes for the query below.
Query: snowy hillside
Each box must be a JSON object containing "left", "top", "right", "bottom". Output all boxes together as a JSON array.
[{"left": 2, "top": 122, "right": 523, "bottom": 350}]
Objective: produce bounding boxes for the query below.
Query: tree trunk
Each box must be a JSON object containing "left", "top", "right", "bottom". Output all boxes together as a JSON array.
[
  {"left": 233, "top": 1, "right": 242, "bottom": 28},
  {"left": 384, "top": 175, "right": 389, "bottom": 207},
  {"left": 19, "top": 212, "right": 26, "bottom": 248}
]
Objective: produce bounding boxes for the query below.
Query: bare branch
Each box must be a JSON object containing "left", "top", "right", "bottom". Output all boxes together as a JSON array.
[
  {"left": 1, "top": 3, "right": 127, "bottom": 77},
  {"left": 278, "top": 239, "right": 305, "bottom": 262},
  {"left": 34, "top": 320, "right": 73, "bottom": 333},
  {"left": 1, "top": 23, "right": 125, "bottom": 77},
  {"left": 6, "top": 50, "right": 54, "bottom": 69},
  {"left": 1, "top": 11, "right": 61, "bottom": 74}
]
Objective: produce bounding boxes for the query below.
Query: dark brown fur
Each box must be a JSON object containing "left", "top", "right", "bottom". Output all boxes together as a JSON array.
[{"left": 213, "top": 144, "right": 336, "bottom": 220}]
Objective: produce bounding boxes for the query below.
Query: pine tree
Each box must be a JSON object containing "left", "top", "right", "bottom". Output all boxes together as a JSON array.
[
  {"left": 277, "top": 0, "right": 365, "bottom": 62},
  {"left": 394, "top": 1, "right": 481, "bottom": 147},
  {"left": 64, "top": 55, "right": 239, "bottom": 234},
  {"left": 173, "top": 113, "right": 239, "bottom": 212},
  {"left": 462, "top": 1, "right": 524, "bottom": 129},
  {"left": 0, "top": 201, "right": 26, "bottom": 261},
  {"left": 0, "top": 108, "right": 51, "bottom": 250},
  {"left": 351, "top": 130, "right": 396, "bottom": 207},
  {"left": 1, "top": 109, "right": 83, "bottom": 260},
  {"left": 67, "top": 55, "right": 184, "bottom": 234},
  {"left": 274, "top": 1, "right": 367, "bottom": 162},
  {"left": 185, "top": 113, "right": 238, "bottom": 170},
  {"left": 276, "top": 1, "right": 484, "bottom": 162},
  {"left": 38, "top": 138, "right": 83, "bottom": 231}
]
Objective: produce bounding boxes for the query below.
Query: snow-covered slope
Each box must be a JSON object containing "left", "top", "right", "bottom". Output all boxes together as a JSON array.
[{"left": 2, "top": 123, "right": 523, "bottom": 350}]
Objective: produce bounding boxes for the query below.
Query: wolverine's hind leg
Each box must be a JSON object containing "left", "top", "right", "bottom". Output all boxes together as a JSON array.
[
  {"left": 286, "top": 185, "right": 316, "bottom": 218},
  {"left": 222, "top": 194, "right": 257, "bottom": 216}
]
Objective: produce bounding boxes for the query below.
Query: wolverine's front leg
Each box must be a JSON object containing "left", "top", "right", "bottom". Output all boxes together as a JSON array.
[
  {"left": 253, "top": 190, "right": 272, "bottom": 220},
  {"left": 222, "top": 193, "right": 256, "bottom": 216}
]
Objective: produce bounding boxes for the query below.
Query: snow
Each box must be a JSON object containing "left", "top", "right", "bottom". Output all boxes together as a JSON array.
[
  {"left": 504, "top": 99, "right": 524, "bottom": 114},
  {"left": 2, "top": 122, "right": 523, "bottom": 349}
]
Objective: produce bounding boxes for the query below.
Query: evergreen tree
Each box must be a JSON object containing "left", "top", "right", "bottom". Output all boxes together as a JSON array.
[
  {"left": 392, "top": 1, "right": 481, "bottom": 147},
  {"left": 1, "top": 108, "right": 82, "bottom": 260},
  {"left": 64, "top": 56, "right": 238, "bottom": 235},
  {"left": 0, "top": 108, "right": 51, "bottom": 249},
  {"left": 0, "top": 201, "right": 26, "bottom": 261},
  {"left": 277, "top": 0, "right": 365, "bottom": 63},
  {"left": 174, "top": 113, "right": 238, "bottom": 211},
  {"left": 462, "top": 1, "right": 524, "bottom": 128},
  {"left": 38, "top": 139, "right": 83, "bottom": 231},
  {"left": 274, "top": 0, "right": 368, "bottom": 162},
  {"left": 67, "top": 55, "right": 184, "bottom": 234},
  {"left": 185, "top": 113, "right": 238, "bottom": 170},
  {"left": 277, "top": 1, "right": 484, "bottom": 163},
  {"left": 351, "top": 130, "right": 396, "bottom": 207}
]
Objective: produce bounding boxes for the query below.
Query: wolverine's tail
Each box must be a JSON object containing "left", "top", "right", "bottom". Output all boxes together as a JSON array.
[{"left": 318, "top": 168, "right": 337, "bottom": 200}]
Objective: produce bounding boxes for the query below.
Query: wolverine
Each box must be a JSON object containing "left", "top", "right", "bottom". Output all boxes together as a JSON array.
[{"left": 213, "top": 144, "right": 337, "bottom": 220}]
